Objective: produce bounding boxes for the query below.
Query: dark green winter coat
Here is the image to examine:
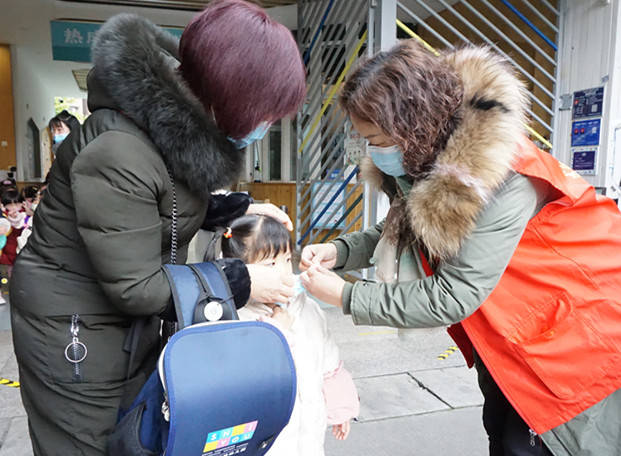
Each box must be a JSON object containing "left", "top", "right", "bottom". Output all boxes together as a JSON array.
[{"left": 10, "top": 14, "right": 246, "bottom": 455}]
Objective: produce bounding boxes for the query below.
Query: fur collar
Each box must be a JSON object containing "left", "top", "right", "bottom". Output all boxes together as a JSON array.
[
  {"left": 362, "top": 46, "right": 528, "bottom": 260},
  {"left": 90, "top": 14, "right": 244, "bottom": 200}
]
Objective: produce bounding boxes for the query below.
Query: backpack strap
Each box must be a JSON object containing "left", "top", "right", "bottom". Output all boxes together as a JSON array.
[
  {"left": 163, "top": 262, "right": 237, "bottom": 329},
  {"left": 188, "top": 263, "right": 238, "bottom": 323}
]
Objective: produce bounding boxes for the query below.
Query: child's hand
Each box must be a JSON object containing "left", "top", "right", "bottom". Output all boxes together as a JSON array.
[
  {"left": 269, "top": 305, "right": 294, "bottom": 330},
  {"left": 332, "top": 421, "right": 351, "bottom": 440}
]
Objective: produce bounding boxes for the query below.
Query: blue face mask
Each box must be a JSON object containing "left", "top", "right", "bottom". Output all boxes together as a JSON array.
[
  {"left": 369, "top": 145, "right": 407, "bottom": 177},
  {"left": 228, "top": 122, "right": 271, "bottom": 149},
  {"left": 54, "top": 133, "right": 68, "bottom": 144},
  {"left": 275, "top": 275, "right": 305, "bottom": 308}
]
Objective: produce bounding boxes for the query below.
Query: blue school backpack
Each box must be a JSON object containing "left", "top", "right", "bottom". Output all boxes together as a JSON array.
[{"left": 107, "top": 262, "right": 297, "bottom": 456}]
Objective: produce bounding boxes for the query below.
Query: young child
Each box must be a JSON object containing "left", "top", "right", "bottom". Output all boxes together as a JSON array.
[
  {"left": 0, "top": 188, "right": 24, "bottom": 267},
  {"left": 21, "top": 185, "right": 40, "bottom": 217},
  {"left": 17, "top": 185, "right": 40, "bottom": 253},
  {"left": 0, "top": 217, "right": 10, "bottom": 305},
  {"left": 221, "top": 214, "right": 359, "bottom": 456}
]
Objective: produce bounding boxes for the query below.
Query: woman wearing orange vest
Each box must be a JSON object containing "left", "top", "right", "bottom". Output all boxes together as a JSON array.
[{"left": 300, "top": 40, "right": 621, "bottom": 456}]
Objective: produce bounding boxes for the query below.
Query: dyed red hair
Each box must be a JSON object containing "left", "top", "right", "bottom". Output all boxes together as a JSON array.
[{"left": 179, "top": 0, "right": 306, "bottom": 139}]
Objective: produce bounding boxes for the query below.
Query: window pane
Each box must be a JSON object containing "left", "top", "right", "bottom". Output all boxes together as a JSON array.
[
  {"left": 269, "top": 129, "right": 281, "bottom": 181},
  {"left": 291, "top": 116, "right": 297, "bottom": 181}
]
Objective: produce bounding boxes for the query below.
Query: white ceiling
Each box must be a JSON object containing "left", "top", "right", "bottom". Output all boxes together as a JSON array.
[
  {"left": 0, "top": 0, "right": 457, "bottom": 101},
  {"left": 0, "top": 0, "right": 297, "bottom": 99}
]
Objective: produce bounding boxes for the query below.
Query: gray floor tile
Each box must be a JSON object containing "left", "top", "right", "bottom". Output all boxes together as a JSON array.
[
  {"left": 0, "top": 383, "right": 25, "bottom": 420},
  {"left": 0, "top": 298, "right": 11, "bottom": 331},
  {"left": 0, "top": 420, "right": 10, "bottom": 449},
  {"left": 325, "top": 406, "right": 487, "bottom": 456},
  {"left": 338, "top": 338, "right": 465, "bottom": 379},
  {"left": 1, "top": 353, "right": 19, "bottom": 382},
  {"left": 0, "top": 417, "right": 33, "bottom": 456},
  {"left": 323, "top": 308, "right": 467, "bottom": 377},
  {"left": 355, "top": 373, "right": 449, "bottom": 422},
  {"left": 0, "top": 331, "right": 13, "bottom": 371},
  {"left": 411, "top": 365, "right": 484, "bottom": 409}
]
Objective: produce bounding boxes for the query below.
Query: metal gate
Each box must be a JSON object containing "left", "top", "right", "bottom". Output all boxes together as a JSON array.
[
  {"left": 295, "top": 0, "right": 562, "bottom": 249},
  {"left": 295, "top": 0, "right": 369, "bottom": 248},
  {"left": 394, "top": 0, "right": 560, "bottom": 150}
]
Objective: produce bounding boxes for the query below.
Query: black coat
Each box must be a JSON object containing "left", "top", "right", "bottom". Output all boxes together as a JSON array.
[{"left": 10, "top": 14, "right": 247, "bottom": 454}]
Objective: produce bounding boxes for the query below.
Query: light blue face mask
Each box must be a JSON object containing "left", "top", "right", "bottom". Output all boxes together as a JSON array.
[
  {"left": 275, "top": 275, "right": 305, "bottom": 308},
  {"left": 54, "top": 133, "right": 68, "bottom": 144},
  {"left": 228, "top": 122, "right": 271, "bottom": 149},
  {"left": 368, "top": 145, "right": 407, "bottom": 177}
]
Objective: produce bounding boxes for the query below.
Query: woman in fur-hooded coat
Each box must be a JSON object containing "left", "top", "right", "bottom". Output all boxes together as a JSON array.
[
  {"left": 301, "top": 40, "right": 621, "bottom": 456},
  {"left": 9, "top": 4, "right": 305, "bottom": 455}
]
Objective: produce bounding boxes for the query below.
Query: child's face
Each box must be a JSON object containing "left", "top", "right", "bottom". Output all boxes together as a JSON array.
[
  {"left": 24, "top": 197, "right": 39, "bottom": 215},
  {"left": 254, "top": 249, "right": 294, "bottom": 283},
  {"left": 2, "top": 202, "right": 22, "bottom": 217}
]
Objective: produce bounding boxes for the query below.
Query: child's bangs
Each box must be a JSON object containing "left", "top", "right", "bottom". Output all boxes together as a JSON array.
[{"left": 250, "top": 216, "right": 293, "bottom": 262}]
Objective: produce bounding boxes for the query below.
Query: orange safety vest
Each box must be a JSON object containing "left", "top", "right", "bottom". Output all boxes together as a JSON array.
[{"left": 443, "top": 139, "right": 621, "bottom": 434}]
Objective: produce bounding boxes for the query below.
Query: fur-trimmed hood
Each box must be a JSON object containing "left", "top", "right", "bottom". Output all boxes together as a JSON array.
[
  {"left": 89, "top": 14, "right": 244, "bottom": 200},
  {"left": 362, "top": 46, "right": 528, "bottom": 260}
]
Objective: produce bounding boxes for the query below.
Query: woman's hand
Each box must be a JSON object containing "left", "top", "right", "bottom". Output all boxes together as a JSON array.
[
  {"left": 246, "top": 203, "right": 293, "bottom": 231},
  {"left": 246, "top": 264, "right": 294, "bottom": 304},
  {"left": 332, "top": 421, "right": 351, "bottom": 440},
  {"left": 300, "top": 264, "right": 345, "bottom": 308},
  {"left": 300, "top": 243, "right": 338, "bottom": 271}
]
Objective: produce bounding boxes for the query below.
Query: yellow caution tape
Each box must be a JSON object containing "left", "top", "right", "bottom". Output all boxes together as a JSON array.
[
  {"left": 395, "top": 21, "right": 553, "bottom": 150},
  {"left": 437, "top": 345, "right": 459, "bottom": 360},
  {"left": 0, "top": 377, "right": 20, "bottom": 388}
]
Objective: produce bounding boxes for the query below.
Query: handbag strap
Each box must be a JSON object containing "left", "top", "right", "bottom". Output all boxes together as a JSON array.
[
  {"left": 124, "top": 167, "right": 179, "bottom": 380},
  {"left": 161, "top": 168, "right": 179, "bottom": 343},
  {"left": 167, "top": 167, "right": 178, "bottom": 265}
]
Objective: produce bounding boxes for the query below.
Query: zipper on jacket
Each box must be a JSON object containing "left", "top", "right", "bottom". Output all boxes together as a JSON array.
[
  {"left": 529, "top": 428, "right": 538, "bottom": 447},
  {"left": 64, "top": 314, "right": 88, "bottom": 382},
  {"left": 465, "top": 328, "right": 537, "bottom": 436}
]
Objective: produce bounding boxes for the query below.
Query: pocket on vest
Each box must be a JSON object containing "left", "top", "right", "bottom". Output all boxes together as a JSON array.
[{"left": 513, "top": 293, "right": 618, "bottom": 399}]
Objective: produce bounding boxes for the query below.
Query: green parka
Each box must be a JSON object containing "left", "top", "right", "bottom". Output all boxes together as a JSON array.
[
  {"left": 331, "top": 47, "right": 621, "bottom": 456},
  {"left": 10, "top": 14, "right": 247, "bottom": 454}
]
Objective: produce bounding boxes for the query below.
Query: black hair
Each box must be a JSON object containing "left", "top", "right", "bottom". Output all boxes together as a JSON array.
[
  {"left": 21, "top": 185, "right": 39, "bottom": 201},
  {"left": 48, "top": 110, "right": 80, "bottom": 132},
  {"left": 221, "top": 214, "right": 292, "bottom": 263},
  {"left": 1, "top": 178, "right": 16, "bottom": 190},
  {"left": 1, "top": 188, "right": 24, "bottom": 206}
]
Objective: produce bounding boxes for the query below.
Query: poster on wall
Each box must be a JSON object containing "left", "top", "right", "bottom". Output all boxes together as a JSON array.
[
  {"left": 571, "top": 148, "right": 597, "bottom": 175},
  {"left": 572, "top": 87, "right": 604, "bottom": 120},
  {"left": 571, "top": 118, "right": 601, "bottom": 148},
  {"left": 50, "top": 20, "right": 183, "bottom": 62},
  {"left": 343, "top": 120, "right": 367, "bottom": 166}
]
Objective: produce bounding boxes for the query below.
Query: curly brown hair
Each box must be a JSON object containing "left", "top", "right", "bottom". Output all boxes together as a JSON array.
[{"left": 340, "top": 40, "right": 464, "bottom": 178}]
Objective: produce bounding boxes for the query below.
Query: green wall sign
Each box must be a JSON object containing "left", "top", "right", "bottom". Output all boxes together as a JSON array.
[{"left": 50, "top": 20, "right": 184, "bottom": 63}]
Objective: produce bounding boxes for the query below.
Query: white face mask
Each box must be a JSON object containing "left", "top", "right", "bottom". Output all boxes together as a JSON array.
[{"left": 368, "top": 145, "right": 407, "bottom": 177}]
